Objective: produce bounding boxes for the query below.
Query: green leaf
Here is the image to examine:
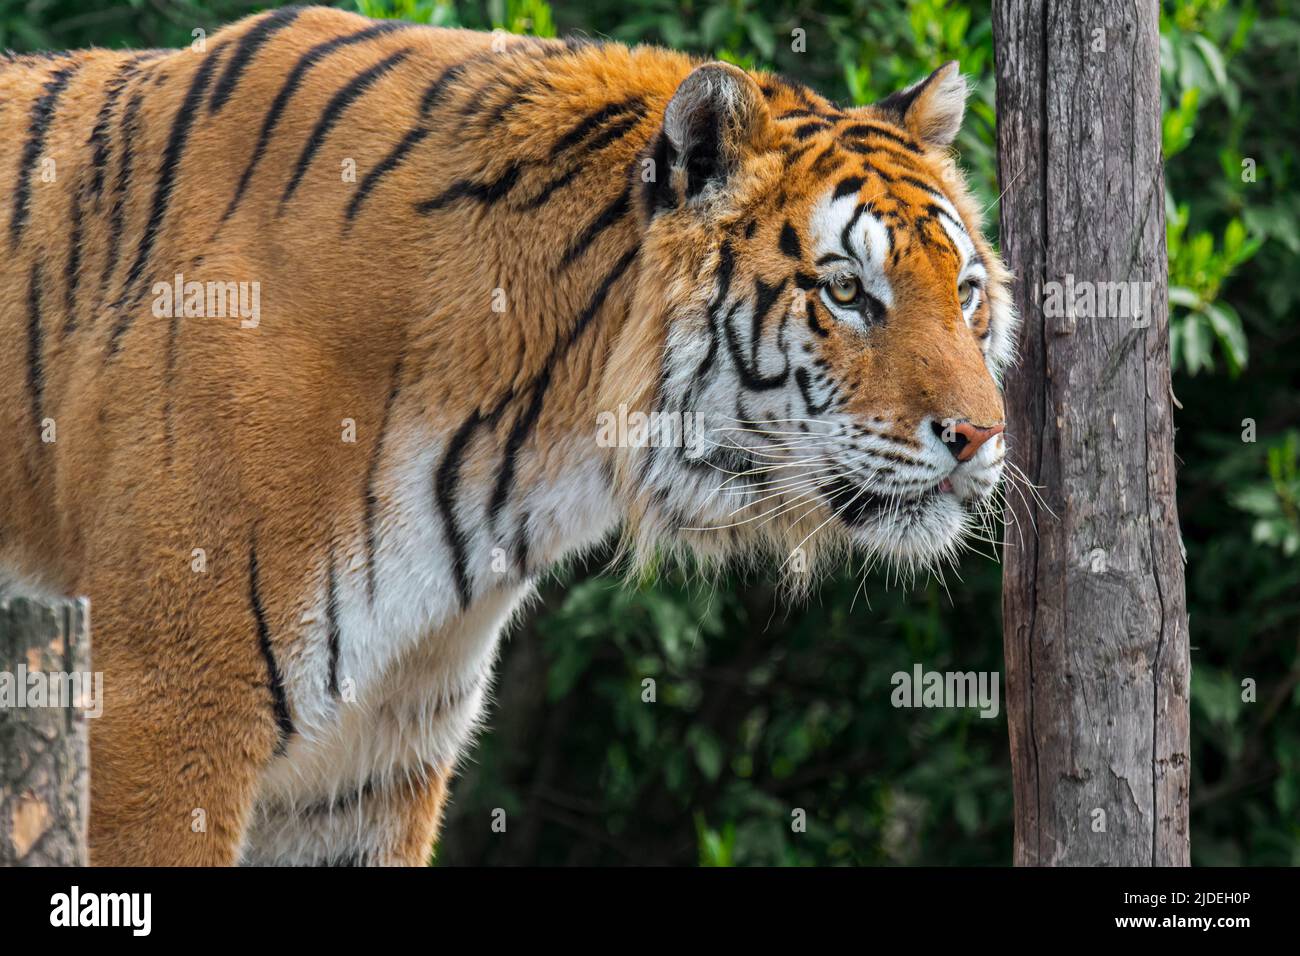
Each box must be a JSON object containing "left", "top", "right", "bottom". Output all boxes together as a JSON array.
[
  {"left": 1202, "top": 301, "right": 1249, "bottom": 374},
  {"left": 688, "top": 727, "right": 724, "bottom": 781},
  {"left": 1191, "top": 33, "right": 1229, "bottom": 89}
]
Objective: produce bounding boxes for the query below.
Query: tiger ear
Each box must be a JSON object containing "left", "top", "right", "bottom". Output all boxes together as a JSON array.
[
  {"left": 661, "top": 62, "right": 768, "bottom": 202},
  {"left": 874, "top": 61, "right": 967, "bottom": 148}
]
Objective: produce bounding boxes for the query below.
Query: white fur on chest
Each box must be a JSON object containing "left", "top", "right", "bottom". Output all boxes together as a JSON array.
[
  {"left": 256, "top": 579, "right": 530, "bottom": 811},
  {"left": 256, "top": 425, "right": 618, "bottom": 811}
]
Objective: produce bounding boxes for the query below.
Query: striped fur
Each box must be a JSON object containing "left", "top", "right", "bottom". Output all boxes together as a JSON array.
[{"left": 0, "top": 8, "right": 1015, "bottom": 866}]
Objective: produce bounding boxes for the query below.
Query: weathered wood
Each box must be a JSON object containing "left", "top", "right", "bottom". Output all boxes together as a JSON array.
[
  {"left": 0, "top": 596, "right": 92, "bottom": 866},
  {"left": 992, "top": 1, "right": 1190, "bottom": 865}
]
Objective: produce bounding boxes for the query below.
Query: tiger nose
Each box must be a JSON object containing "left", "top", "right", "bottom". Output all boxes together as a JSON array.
[{"left": 930, "top": 419, "right": 1005, "bottom": 463}]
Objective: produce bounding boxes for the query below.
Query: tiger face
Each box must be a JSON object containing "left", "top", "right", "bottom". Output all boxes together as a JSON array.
[{"left": 613, "top": 61, "right": 1018, "bottom": 578}]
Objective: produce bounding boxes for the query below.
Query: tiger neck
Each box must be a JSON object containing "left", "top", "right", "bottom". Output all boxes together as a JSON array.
[{"left": 384, "top": 38, "right": 707, "bottom": 613}]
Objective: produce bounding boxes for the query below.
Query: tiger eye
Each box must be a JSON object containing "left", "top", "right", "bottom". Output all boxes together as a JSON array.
[
  {"left": 958, "top": 279, "right": 976, "bottom": 308},
  {"left": 829, "top": 274, "right": 861, "bottom": 305}
]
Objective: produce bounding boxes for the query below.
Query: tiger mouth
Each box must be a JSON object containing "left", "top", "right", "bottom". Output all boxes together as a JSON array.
[{"left": 822, "top": 476, "right": 952, "bottom": 527}]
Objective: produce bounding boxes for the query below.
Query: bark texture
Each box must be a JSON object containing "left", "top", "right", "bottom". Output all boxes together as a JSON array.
[
  {"left": 1, "top": 596, "right": 91, "bottom": 866},
  {"left": 993, "top": 0, "right": 1191, "bottom": 865}
]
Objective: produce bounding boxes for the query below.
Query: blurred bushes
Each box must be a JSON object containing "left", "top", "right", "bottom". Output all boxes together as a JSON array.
[{"left": 4, "top": 0, "right": 1295, "bottom": 864}]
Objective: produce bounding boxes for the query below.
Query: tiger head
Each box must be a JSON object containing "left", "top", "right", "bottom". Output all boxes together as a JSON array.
[{"left": 605, "top": 61, "right": 1017, "bottom": 582}]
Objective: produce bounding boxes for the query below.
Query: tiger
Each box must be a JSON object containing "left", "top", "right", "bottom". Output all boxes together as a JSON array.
[{"left": 0, "top": 5, "right": 1015, "bottom": 865}]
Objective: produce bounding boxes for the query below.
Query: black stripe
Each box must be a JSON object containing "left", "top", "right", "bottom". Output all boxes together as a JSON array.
[
  {"left": 326, "top": 545, "right": 341, "bottom": 698},
  {"left": 345, "top": 125, "right": 431, "bottom": 225},
  {"left": 781, "top": 142, "right": 815, "bottom": 167},
  {"left": 840, "top": 203, "right": 868, "bottom": 262},
  {"left": 796, "top": 366, "right": 834, "bottom": 415},
  {"left": 714, "top": 241, "right": 736, "bottom": 305},
  {"left": 209, "top": 6, "right": 302, "bottom": 114},
  {"left": 565, "top": 245, "right": 640, "bottom": 348},
  {"left": 250, "top": 544, "right": 294, "bottom": 751},
  {"left": 559, "top": 182, "right": 630, "bottom": 269},
  {"left": 63, "top": 183, "right": 85, "bottom": 335},
  {"left": 513, "top": 512, "right": 530, "bottom": 575},
  {"left": 490, "top": 375, "right": 551, "bottom": 528},
  {"left": 899, "top": 173, "right": 947, "bottom": 200},
  {"left": 582, "top": 111, "right": 643, "bottom": 154},
  {"left": 222, "top": 21, "right": 410, "bottom": 225},
  {"left": 842, "top": 121, "right": 921, "bottom": 153},
  {"left": 806, "top": 299, "right": 830, "bottom": 337},
  {"left": 109, "top": 43, "right": 226, "bottom": 355},
  {"left": 926, "top": 201, "right": 969, "bottom": 238},
  {"left": 548, "top": 97, "right": 642, "bottom": 160},
  {"left": 747, "top": 276, "right": 790, "bottom": 381},
  {"left": 455, "top": 74, "right": 501, "bottom": 119},
  {"left": 10, "top": 62, "right": 80, "bottom": 248},
  {"left": 419, "top": 62, "right": 466, "bottom": 116},
  {"left": 833, "top": 175, "right": 865, "bottom": 200},
  {"left": 414, "top": 163, "right": 523, "bottom": 213},
  {"left": 435, "top": 412, "right": 485, "bottom": 611},
  {"left": 27, "top": 262, "right": 45, "bottom": 434},
  {"left": 841, "top": 139, "right": 921, "bottom": 166},
  {"left": 808, "top": 144, "right": 843, "bottom": 177},
  {"left": 87, "top": 58, "right": 141, "bottom": 205},
  {"left": 517, "top": 165, "right": 581, "bottom": 212},
  {"left": 519, "top": 112, "right": 643, "bottom": 211},
  {"left": 793, "top": 121, "right": 829, "bottom": 140},
  {"left": 489, "top": 246, "right": 638, "bottom": 523},
  {"left": 680, "top": 320, "right": 719, "bottom": 442},
  {"left": 280, "top": 48, "right": 412, "bottom": 209},
  {"left": 484, "top": 78, "right": 540, "bottom": 127},
  {"left": 722, "top": 294, "right": 790, "bottom": 392},
  {"left": 779, "top": 222, "right": 802, "bottom": 260},
  {"left": 364, "top": 354, "right": 403, "bottom": 605},
  {"left": 100, "top": 91, "right": 144, "bottom": 307}
]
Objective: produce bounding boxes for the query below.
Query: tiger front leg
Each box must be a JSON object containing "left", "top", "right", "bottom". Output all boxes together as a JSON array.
[{"left": 85, "top": 553, "right": 286, "bottom": 866}]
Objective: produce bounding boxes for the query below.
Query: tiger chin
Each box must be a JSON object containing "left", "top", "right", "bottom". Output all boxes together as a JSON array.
[{"left": 0, "top": 6, "right": 1015, "bottom": 866}]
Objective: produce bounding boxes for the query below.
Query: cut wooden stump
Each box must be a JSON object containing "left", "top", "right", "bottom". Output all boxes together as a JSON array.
[{"left": 0, "top": 596, "right": 92, "bottom": 866}]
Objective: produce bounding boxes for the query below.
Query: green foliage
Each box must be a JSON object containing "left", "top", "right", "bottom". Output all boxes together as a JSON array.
[
  {"left": 1167, "top": 207, "right": 1256, "bottom": 375},
  {"left": 355, "top": 0, "right": 462, "bottom": 28},
  {"left": 0, "top": 0, "right": 260, "bottom": 50},
  {"left": 1231, "top": 432, "right": 1300, "bottom": 557},
  {"left": 5, "top": 0, "right": 1296, "bottom": 867},
  {"left": 1161, "top": 3, "right": 1262, "bottom": 377}
]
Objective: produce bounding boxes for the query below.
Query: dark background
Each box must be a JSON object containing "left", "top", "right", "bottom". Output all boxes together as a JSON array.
[{"left": 4, "top": 0, "right": 1296, "bottom": 865}]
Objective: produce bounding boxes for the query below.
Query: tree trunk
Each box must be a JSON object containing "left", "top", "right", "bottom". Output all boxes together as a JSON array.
[
  {"left": 992, "top": 1, "right": 1191, "bottom": 865},
  {"left": 0, "top": 596, "right": 91, "bottom": 866}
]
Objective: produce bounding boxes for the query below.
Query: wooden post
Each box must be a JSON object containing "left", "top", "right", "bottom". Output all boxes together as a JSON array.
[
  {"left": 992, "top": 2, "right": 1191, "bottom": 865},
  {"left": 0, "top": 596, "right": 92, "bottom": 866}
]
